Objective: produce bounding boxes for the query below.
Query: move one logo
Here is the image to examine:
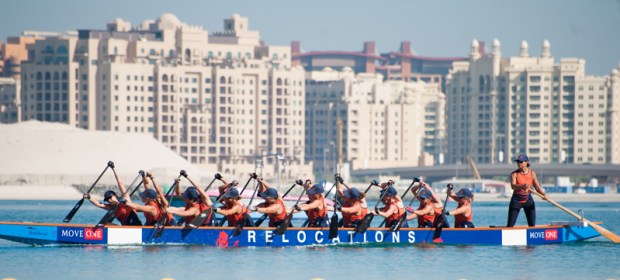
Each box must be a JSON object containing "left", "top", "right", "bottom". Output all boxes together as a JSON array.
[
  {"left": 529, "top": 229, "right": 558, "bottom": 241},
  {"left": 84, "top": 228, "right": 103, "bottom": 240}
]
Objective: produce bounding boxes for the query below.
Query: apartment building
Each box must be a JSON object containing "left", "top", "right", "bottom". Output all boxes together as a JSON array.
[
  {"left": 305, "top": 67, "right": 446, "bottom": 175},
  {"left": 19, "top": 14, "right": 313, "bottom": 180},
  {"left": 447, "top": 39, "right": 620, "bottom": 164}
]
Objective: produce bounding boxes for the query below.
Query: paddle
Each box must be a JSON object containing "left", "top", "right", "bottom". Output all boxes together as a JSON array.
[
  {"left": 531, "top": 190, "right": 620, "bottom": 243},
  {"left": 96, "top": 170, "right": 144, "bottom": 227},
  {"left": 379, "top": 179, "right": 418, "bottom": 228},
  {"left": 432, "top": 183, "right": 453, "bottom": 241},
  {"left": 329, "top": 180, "right": 339, "bottom": 239},
  {"left": 153, "top": 172, "right": 184, "bottom": 238},
  {"left": 63, "top": 161, "right": 112, "bottom": 223},
  {"left": 217, "top": 176, "right": 254, "bottom": 226},
  {"left": 389, "top": 179, "right": 422, "bottom": 232},
  {"left": 255, "top": 180, "right": 301, "bottom": 226},
  {"left": 276, "top": 187, "right": 307, "bottom": 235},
  {"left": 355, "top": 186, "right": 390, "bottom": 234},
  {"left": 231, "top": 176, "right": 262, "bottom": 237}
]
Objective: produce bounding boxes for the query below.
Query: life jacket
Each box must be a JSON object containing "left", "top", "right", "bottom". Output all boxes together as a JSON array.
[
  {"left": 114, "top": 203, "right": 140, "bottom": 225},
  {"left": 142, "top": 200, "right": 164, "bottom": 226},
  {"left": 305, "top": 196, "right": 328, "bottom": 227},
  {"left": 342, "top": 200, "right": 367, "bottom": 227},
  {"left": 513, "top": 170, "right": 534, "bottom": 203},
  {"left": 268, "top": 199, "right": 287, "bottom": 227},
  {"left": 183, "top": 201, "right": 210, "bottom": 226},
  {"left": 381, "top": 202, "right": 401, "bottom": 227},
  {"left": 225, "top": 200, "right": 246, "bottom": 227},
  {"left": 454, "top": 200, "right": 473, "bottom": 228},
  {"left": 417, "top": 202, "right": 436, "bottom": 228}
]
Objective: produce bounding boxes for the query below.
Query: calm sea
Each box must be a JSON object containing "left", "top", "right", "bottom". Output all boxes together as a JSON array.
[{"left": 0, "top": 199, "right": 618, "bottom": 280}]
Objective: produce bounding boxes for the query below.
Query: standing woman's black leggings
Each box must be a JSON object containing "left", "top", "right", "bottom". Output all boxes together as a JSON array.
[{"left": 506, "top": 195, "right": 536, "bottom": 227}]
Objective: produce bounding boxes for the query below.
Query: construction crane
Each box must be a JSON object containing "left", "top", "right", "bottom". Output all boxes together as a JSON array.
[{"left": 467, "top": 155, "right": 482, "bottom": 180}]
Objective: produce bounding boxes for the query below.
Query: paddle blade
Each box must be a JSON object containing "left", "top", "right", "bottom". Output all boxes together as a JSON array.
[
  {"left": 254, "top": 214, "right": 268, "bottom": 227},
  {"left": 590, "top": 222, "right": 620, "bottom": 243},
  {"left": 96, "top": 207, "right": 116, "bottom": 227},
  {"left": 231, "top": 213, "right": 253, "bottom": 237},
  {"left": 355, "top": 213, "right": 374, "bottom": 234},
  {"left": 189, "top": 209, "right": 212, "bottom": 229},
  {"left": 276, "top": 213, "right": 293, "bottom": 235},
  {"left": 63, "top": 198, "right": 85, "bottom": 223},
  {"left": 153, "top": 215, "right": 170, "bottom": 239},
  {"left": 432, "top": 215, "right": 446, "bottom": 241},
  {"left": 329, "top": 214, "right": 338, "bottom": 239},
  {"left": 389, "top": 214, "right": 406, "bottom": 232}
]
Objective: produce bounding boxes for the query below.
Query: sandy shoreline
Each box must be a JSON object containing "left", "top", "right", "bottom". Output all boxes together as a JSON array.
[{"left": 1, "top": 185, "right": 619, "bottom": 202}]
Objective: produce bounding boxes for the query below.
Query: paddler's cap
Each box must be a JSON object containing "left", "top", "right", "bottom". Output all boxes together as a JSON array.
[
  {"left": 182, "top": 187, "right": 200, "bottom": 200},
  {"left": 515, "top": 154, "right": 529, "bottom": 162},
  {"left": 306, "top": 183, "right": 324, "bottom": 195},
  {"left": 381, "top": 186, "right": 398, "bottom": 197},
  {"left": 344, "top": 188, "right": 362, "bottom": 199},
  {"left": 224, "top": 188, "right": 240, "bottom": 198},
  {"left": 418, "top": 189, "right": 432, "bottom": 199},
  {"left": 103, "top": 190, "right": 117, "bottom": 203},
  {"left": 258, "top": 187, "right": 278, "bottom": 199},
  {"left": 139, "top": 189, "right": 157, "bottom": 200},
  {"left": 456, "top": 188, "right": 473, "bottom": 199}
]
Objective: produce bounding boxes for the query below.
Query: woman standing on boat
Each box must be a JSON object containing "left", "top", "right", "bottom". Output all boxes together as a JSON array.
[
  {"left": 294, "top": 182, "right": 328, "bottom": 227},
  {"left": 83, "top": 169, "right": 141, "bottom": 226},
  {"left": 251, "top": 177, "right": 287, "bottom": 227},
  {"left": 445, "top": 187, "right": 475, "bottom": 228},
  {"left": 166, "top": 177, "right": 211, "bottom": 227},
  {"left": 336, "top": 178, "right": 367, "bottom": 228},
  {"left": 124, "top": 172, "right": 172, "bottom": 226},
  {"left": 405, "top": 188, "right": 435, "bottom": 228},
  {"left": 374, "top": 186, "right": 407, "bottom": 228},
  {"left": 507, "top": 154, "right": 547, "bottom": 227}
]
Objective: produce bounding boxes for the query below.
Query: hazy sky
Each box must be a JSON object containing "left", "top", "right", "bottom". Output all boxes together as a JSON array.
[{"left": 1, "top": 0, "right": 618, "bottom": 75}]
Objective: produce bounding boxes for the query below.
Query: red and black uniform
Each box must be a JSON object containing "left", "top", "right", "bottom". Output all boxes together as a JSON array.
[
  {"left": 267, "top": 199, "right": 287, "bottom": 227},
  {"left": 342, "top": 200, "right": 367, "bottom": 227},
  {"left": 507, "top": 170, "right": 537, "bottom": 227},
  {"left": 417, "top": 202, "right": 435, "bottom": 228},
  {"left": 305, "top": 196, "right": 328, "bottom": 227},
  {"left": 183, "top": 201, "right": 211, "bottom": 226},
  {"left": 224, "top": 201, "right": 246, "bottom": 227},
  {"left": 381, "top": 203, "right": 403, "bottom": 228},
  {"left": 454, "top": 200, "right": 474, "bottom": 228},
  {"left": 143, "top": 201, "right": 165, "bottom": 226},
  {"left": 114, "top": 203, "right": 142, "bottom": 226}
]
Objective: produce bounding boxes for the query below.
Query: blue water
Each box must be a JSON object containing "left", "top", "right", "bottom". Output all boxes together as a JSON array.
[{"left": 0, "top": 200, "right": 619, "bottom": 280}]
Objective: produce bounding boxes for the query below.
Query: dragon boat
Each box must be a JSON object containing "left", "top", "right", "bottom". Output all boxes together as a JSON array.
[{"left": 0, "top": 221, "right": 601, "bottom": 247}]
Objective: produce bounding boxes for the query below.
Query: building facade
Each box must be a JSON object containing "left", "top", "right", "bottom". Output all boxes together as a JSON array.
[
  {"left": 19, "top": 14, "right": 313, "bottom": 180},
  {"left": 446, "top": 39, "right": 620, "bottom": 165},
  {"left": 305, "top": 68, "right": 446, "bottom": 176}
]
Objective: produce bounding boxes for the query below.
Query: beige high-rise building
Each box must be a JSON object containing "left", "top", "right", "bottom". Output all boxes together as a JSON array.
[
  {"left": 20, "top": 14, "right": 313, "bottom": 181},
  {"left": 446, "top": 39, "right": 620, "bottom": 164},
  {"left": 305, "top": 67, "right": 446, "bottom": 176}
]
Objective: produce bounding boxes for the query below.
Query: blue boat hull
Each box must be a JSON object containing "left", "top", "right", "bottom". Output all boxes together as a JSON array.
[{"left": 0, "top": 221, "right": 600, "bottom": 247}]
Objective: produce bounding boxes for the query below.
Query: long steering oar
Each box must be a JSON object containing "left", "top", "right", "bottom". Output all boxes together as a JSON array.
[
  {"left": 217, "top": 176, "right": 254, "bottom": 226},
  {"left": 153, "top": 172, "right": 184, "bottom": 238},
  {"left": 432, "top": 183, "right": 453, "bottom": 241},
  {"left": 388, "top": 178, "right": 421, "bottom": 232},
  {"left": 96, "top": 170, "right": 143, "bottom": 227},
  {"left": 63, "top": 161, "right": 112, "bottom": 222},
  {"left": 255, "top": 180, "right": 301, "bottom": 226},
  {"left": 276, "top": 187, "right": 307, "bottom": 235},
  {"left": 532, "top": 190, "right": 620, "bottom": 243}
]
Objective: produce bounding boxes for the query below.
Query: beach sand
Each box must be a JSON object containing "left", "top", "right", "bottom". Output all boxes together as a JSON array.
[{"left": 0, "top": 185, "right": 619, "bottom": 202}]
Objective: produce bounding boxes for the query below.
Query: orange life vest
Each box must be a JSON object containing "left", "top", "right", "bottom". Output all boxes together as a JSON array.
[
  {"left": 342, "top": 200, "right": 367, "bottom": 227},
  {"left": 267, "top": 199, "right": 287, "bottom": 227},
  {"left": 454, "top": 200, "right": 473, "bottom": 228},
  {"left": 513, "top": 169, "right": 535, "bottom": 203},
  {"left": 305, "top": 196, "right": 328, "bottom": 227},
  {"left": 114, "top": 203, "right": 138, "bottom": 225},
  {"left": 225, "top": 200, "right": 246, "bottom": 227}
]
